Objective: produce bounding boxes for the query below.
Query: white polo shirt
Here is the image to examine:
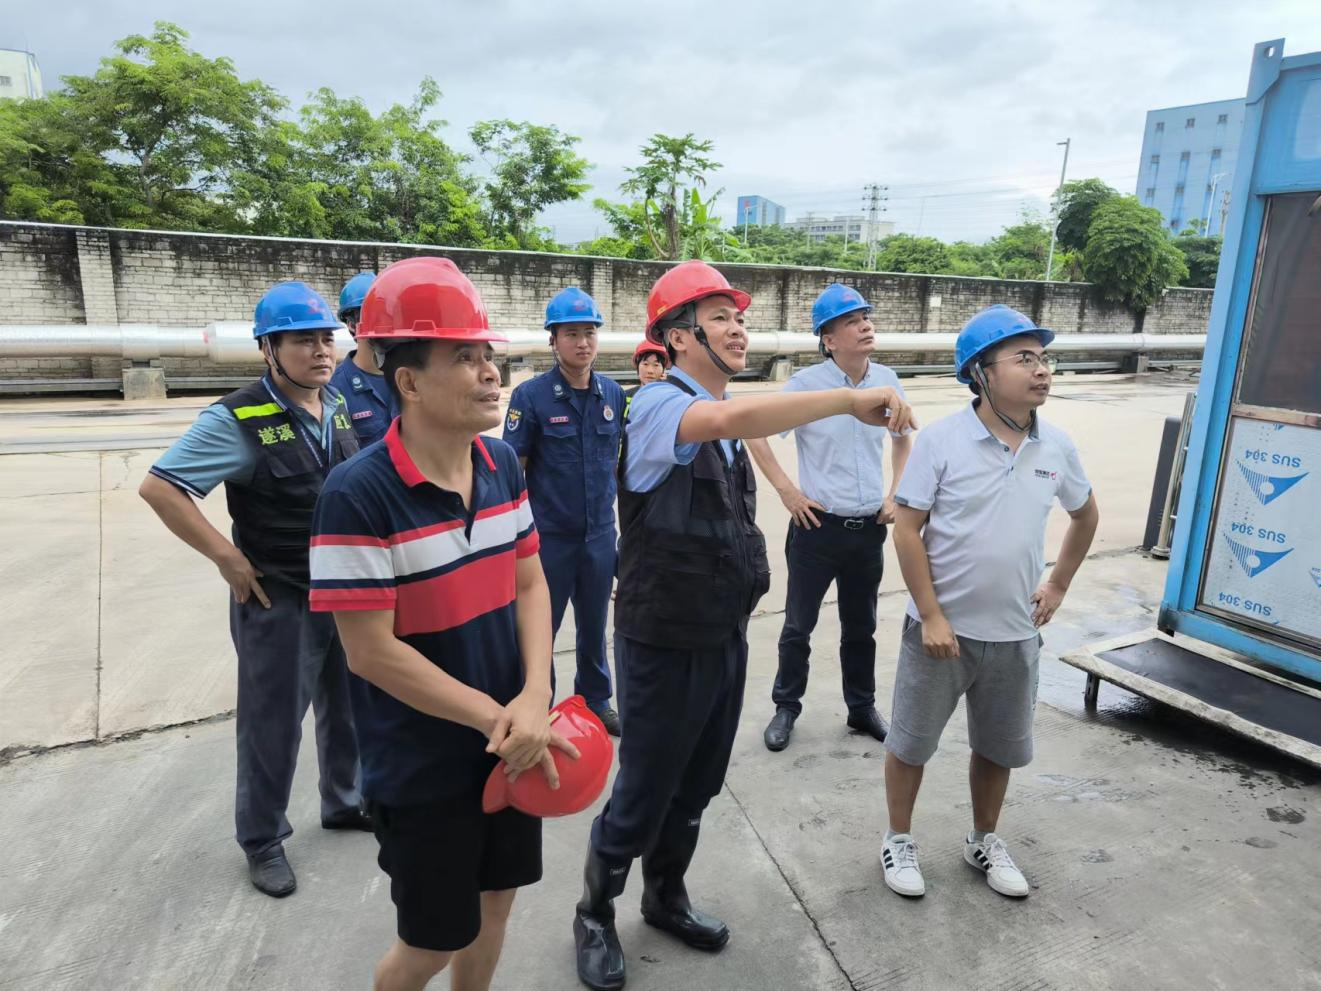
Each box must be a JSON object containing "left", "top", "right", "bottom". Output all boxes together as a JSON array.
[{"left": 895, "top": 402, "right": 1091, "bottom": 642}]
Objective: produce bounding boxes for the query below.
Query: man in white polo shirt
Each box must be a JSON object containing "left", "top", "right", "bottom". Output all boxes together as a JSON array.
[
  {"left": 749, "top": 284, "right": 912, "bottom": 751},
  {"left": 880, "top": 304, "right": 1099, "bottom": 901}
]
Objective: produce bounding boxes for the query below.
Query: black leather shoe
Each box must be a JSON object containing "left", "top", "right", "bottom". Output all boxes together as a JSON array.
[
  {"left": 574, "top": 847, "right": 628, "bottom": 990},
  {"left": 590, "top": 705, "right": 622, "bottom": 738},
  {"left": 846, "top": 706, "right": 889, "bottom": 742},
  {"left": 322, "top": 807, "right": 374, "bottom": 832},
  {"left": 247, "top": 845, "right": 296, "bottom": 898},
  {"left": 763, "top": 709, "right": 796, "bottom": 752}
]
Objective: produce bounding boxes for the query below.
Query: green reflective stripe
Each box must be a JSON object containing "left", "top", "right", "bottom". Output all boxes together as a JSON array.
[{"left": 232, "top": 403, "right": 282, "bottom": 420}]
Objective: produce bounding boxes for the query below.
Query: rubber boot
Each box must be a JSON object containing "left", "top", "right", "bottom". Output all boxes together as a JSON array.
[
  {"left": 573, "top": 845, "right": 629, "bottom": 990},
  {"left": 639, "top": 812, "right": 730, "bottom": 951}
]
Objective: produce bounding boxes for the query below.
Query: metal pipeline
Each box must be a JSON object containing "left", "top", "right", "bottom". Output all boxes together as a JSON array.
[{"left": 0, "top": 323, "right": 1207, "bottom": 365}]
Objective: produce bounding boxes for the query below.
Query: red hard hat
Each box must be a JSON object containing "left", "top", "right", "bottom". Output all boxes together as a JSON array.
[
  {"left": 358, "top": 256, "right": 506, "bottom": 344},
  {"left": 632, "top": 339, "right": 670, "bottom": 367},
  {"left": 481, "top": 696, "right": 614, "bottom": 818},
  {"left": 645, "top": 260, "right": 751, "bottom": 344}
]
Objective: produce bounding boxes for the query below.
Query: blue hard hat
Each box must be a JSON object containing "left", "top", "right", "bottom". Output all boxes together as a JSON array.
[
  {"left": 811, "top": 283, "right": 871, "bottom": 335},
  {"left": 545, "top": 286, "right": 603, "bottom": 330},
  {"left": 253, "top": 282, "right": 342, "bottom": 339},
  {"left": 338, "top": 272, "right": 376, "bottom": 319},
  {"left": 954, "top": 304, "right": 1055, "bottom": 385}
]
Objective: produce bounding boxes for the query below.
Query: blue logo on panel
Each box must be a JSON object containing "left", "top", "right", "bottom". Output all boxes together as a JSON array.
[
  {"left": 1224, "top": 535, "right": 1293, "bottom": 577},
  {"left": 1235, "top": 462, "right": 1308, "bottom": 505}
]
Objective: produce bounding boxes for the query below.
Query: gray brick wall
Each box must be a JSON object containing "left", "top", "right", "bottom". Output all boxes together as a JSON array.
[{"left": 0, "top": 221, "right": 1213, "bottom": 385}]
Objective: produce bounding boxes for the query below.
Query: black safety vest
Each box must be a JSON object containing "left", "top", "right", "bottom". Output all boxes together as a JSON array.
[
  {"left": 614, "top": 378, "right": 771, "bottom": 650},
  {"left": 216, "top": 380, "right": 359, "bottom": 589}
]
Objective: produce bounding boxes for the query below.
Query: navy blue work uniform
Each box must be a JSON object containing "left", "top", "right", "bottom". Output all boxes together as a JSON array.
[
  {"left": 329, "top": 350, "right": 397, "bottom": 448},
  {"left": 503, "top": 366, "right": 624, "bottom": 708}
]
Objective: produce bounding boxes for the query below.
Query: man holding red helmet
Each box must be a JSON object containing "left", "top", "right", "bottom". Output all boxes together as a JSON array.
[
  {"left": 572, "top": 261, "right": 916, "bottom": 990},
  {"left": 309, "top": 256, "right": 579, "bottom": 991}
]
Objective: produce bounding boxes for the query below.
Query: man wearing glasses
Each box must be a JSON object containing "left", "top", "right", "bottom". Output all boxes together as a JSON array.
[{"left": 880, "top": 304, "right": 1099, "bottom": 901}]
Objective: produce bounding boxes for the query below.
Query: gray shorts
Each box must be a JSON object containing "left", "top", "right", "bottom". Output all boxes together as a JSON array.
[{"left": 886, "top": 616, "right": 1041, "bottom": 769}]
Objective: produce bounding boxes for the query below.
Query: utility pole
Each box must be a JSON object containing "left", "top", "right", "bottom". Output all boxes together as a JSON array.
[
  {"left": 1220, "top": 189, "right": 1232, "bottom": 234},
  {"left": 1044, "top": 137, "right": 1071, "bottom": 281},
  {"left": 863, "top": 183, "right": 887, "bottom": 269}
]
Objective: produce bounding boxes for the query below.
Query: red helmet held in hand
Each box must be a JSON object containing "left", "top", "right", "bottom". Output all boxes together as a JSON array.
[{"left": 482, "top": 696, "right": 614, "bottom": 818}]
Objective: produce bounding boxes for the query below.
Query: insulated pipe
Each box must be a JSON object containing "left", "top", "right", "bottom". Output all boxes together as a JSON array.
[{"left": 0, "top": 323, "right": 1207, "bottom": 365}]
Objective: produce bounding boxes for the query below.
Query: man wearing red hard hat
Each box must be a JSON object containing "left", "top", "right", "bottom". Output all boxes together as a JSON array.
[
  {"left": 572, "top": 260, "right": 916, "bottom": 990},
  {"left": 309, "top": 256, "right": 579, "bottom": 991}
]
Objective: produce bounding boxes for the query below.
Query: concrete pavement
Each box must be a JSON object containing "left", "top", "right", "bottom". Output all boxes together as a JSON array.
[
  {"left": 2, "top": 553, "right": 1319, "bottom": 990},
  {"left": 4, "top": 370, "right": 1320, "bottom": 990}
]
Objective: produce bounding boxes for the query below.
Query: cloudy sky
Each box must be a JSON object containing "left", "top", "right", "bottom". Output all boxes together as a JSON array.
[{"left": 8, "top": 1, "right": 1320, "bottom": 243}]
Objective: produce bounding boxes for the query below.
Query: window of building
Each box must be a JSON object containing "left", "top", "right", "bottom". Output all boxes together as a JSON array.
[
  {"left": 1217, "top": 113, "right": 1229, "bottom": 124},
  {"left": 1186, "top": 117, "right": 1196, "bottom": 128},
  {"left": 1180, "top": 151, "right": 1191, "bottom": 162},
  {"left": 1211, "top": 148, "right": 1222, "bottom": 161},
  {"left": 1155, "top": 121, "right": 1165, "bottom": 134},
  {"left": 1175, "top": 184, "right": 1186, "bottom": 194},
  {"left": 1150, "top": 154, "right": 1160, "bottom": 165},
  {"left": 1145, "top": 187, "right": 1156, "bottom": 202},
  {"left": 0, "top": 76, "right": 12, "bottom": 86}
]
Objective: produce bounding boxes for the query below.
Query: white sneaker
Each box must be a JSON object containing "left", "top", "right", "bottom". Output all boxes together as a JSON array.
[
  {"left": 881, "top": 833, "right": 926, "bottom": 897},
  {"left": 963, "top": 832, "right": 1029, "bottom": 897}
]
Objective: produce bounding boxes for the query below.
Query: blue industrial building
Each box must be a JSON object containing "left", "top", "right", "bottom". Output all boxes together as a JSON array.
[
  {"left": 1136, "top": 98, "right": 1245, "bottom": 235},
  {"left": 736, "top": 195, "right": 785, "bottom": 228}
]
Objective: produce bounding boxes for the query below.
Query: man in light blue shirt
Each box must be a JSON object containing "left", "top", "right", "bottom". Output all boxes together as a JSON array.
[
  {"left": 574, "top": 262, "right": 917, "bottom": 991},
  {"left": 748, "top": 284, "right": 913, "bottom": 752}
]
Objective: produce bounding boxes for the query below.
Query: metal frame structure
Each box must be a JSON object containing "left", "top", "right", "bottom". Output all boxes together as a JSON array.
[{"left": 1158, "top": 39, "right": 1321, "bottom": 683}]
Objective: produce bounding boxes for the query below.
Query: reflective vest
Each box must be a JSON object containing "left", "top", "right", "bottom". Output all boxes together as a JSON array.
[{"left": 217, "top": 380, "right": 359, "bottom": 588}]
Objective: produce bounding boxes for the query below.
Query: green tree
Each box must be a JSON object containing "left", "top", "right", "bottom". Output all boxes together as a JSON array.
[
  {"left": 985, "top": 217, "right": 1054, "bottom": 280},
  {"left": 61, "top": 21, "right": 286, "bottom": 230},
  {"left": 874, "top": 234, "right": 950, "bottom": 274},
  {"left": 242, "top": 79, "right": 486, "bottom": 245},
  {"left": 1082, "top": 197, "right": 1189, "bottom": 309},
  {"left": 470, "top": 119, "right": 590, "bottom": 248},
  {"left": 618, "top": 133, "right": 720, "bottom": 260},
  {"left": 944, "top": 240, "right": 995, "bottom": 277},
  {"left": 1055, "top": 178, "right": 1119, "bottom": 253},
  {"left": 1173, "top": 234, "right": 1222, "bottom": 288},
  {"left": 0, "top": 91, "right": 121, "bottom": 224}
]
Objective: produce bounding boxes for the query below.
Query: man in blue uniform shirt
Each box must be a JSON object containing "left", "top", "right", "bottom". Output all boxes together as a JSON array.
[
  {"left": 329, "top": 270, "right": 398, "bottom": 448},
  {"left": 571, "top": 262, "right": 915, "bottom": 991},
  {"left": 502, "top": 287, "right": 625, "bottom": 735},
  {"left": 139, "top": 282, "right": 367, "bottom": 899}
]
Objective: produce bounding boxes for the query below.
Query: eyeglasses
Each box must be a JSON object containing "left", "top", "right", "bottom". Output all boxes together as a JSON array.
[{"left": 983, "top": 351, "right": 1058, "bottom": 373}]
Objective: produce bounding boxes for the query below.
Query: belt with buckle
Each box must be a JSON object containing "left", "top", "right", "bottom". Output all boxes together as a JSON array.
[{"left": 820, "top": 512, "right": 876, "bottom": 530}]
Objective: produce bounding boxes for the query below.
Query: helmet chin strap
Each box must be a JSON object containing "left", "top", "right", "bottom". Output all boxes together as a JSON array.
[
  {"left": 973, "top": 362, "right": 1033, "bottom": 434},
  {"left": 692, "top": 324, "right": 739, "bottom": 378},
  {"left": 265, "top": 336, "right": 319, "bottom": 393}
]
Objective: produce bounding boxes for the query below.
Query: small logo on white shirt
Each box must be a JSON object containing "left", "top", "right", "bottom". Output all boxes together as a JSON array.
[{"left": 1034, "top": 468, "right": 1058, "bottom": 481}]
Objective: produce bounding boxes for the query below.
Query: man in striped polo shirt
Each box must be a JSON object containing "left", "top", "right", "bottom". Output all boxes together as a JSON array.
[{"left": 311, "top": 257, "right": 577, "bottom": 991}]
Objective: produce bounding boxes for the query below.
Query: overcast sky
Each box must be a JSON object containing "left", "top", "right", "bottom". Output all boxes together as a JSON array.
[{"left": 8, "top": 1, "right": 1320, "bottom": 243}]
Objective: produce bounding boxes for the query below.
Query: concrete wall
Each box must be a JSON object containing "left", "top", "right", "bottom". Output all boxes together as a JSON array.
[{"left": 0, "top": 221, "right": 1213, "bottom": 387}]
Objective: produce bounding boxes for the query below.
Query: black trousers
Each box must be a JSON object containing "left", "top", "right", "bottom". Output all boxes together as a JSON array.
[
  {"left": 771, "top": 519, "right": 886, "bottom": 716},
  {"left": 590, "top": 632, "right": 746, "bottom": 865}
]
